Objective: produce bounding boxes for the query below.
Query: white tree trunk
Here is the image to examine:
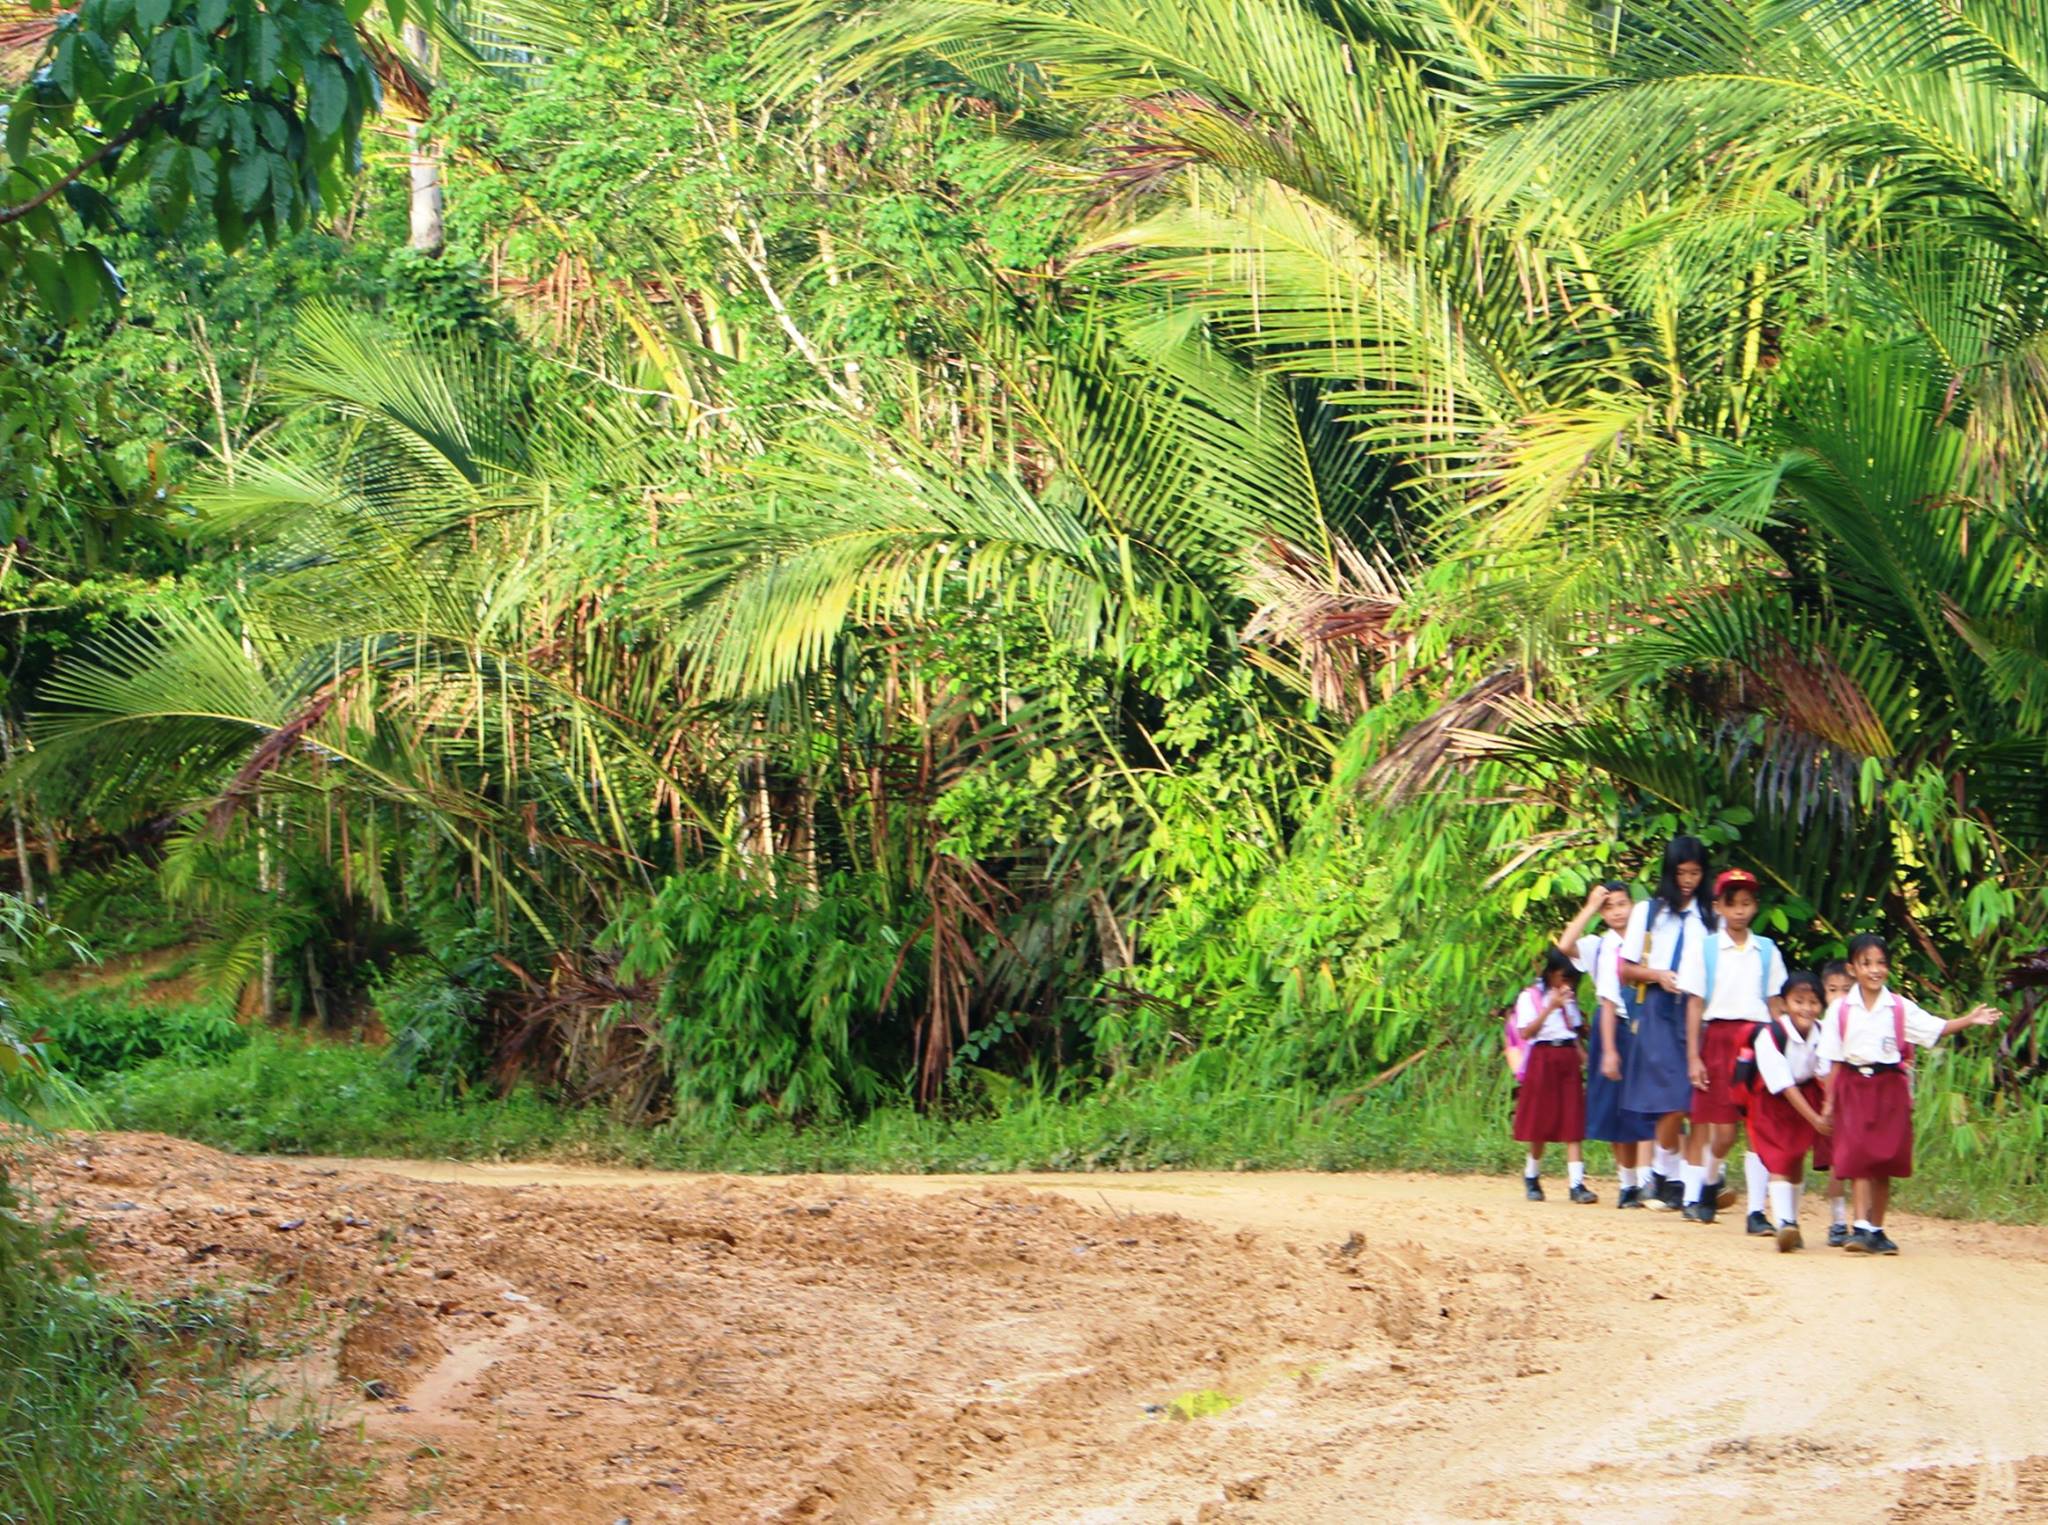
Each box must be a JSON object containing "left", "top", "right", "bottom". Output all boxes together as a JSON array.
[{"left": 405, "top": 22, "right": 444, "bottom": 256}]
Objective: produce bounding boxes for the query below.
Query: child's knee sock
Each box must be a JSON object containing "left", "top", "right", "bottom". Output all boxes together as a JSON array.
[
  {"left": 1706, "top": 1148, "right": 1725, "bottom": 1186},
  {"left": 1830, "top": 1193, "right": 1849, "bottom": 1227},
  {"left": 1525, "top": 1153, "right": 1542, "bottom": 1181},
  {"left": 1745, "top": 1152, "right": 1769, "bottom": 1214},
  {"left": 1654, "top": 1144, "right": 1680, "bottom": 1179},
  {"left": 1568, "top": 1160, "right": 1585, "bottom": 1188},
  {"left": 1617, "top": 1160, "right": 1636, "bottom": 1190},
  {"left": 1679, "top": 1160, "right": 1705, "bottom": 1204},
  {"left": 1769, "top": 1180, "right": 1797, "bottom": 1224}
]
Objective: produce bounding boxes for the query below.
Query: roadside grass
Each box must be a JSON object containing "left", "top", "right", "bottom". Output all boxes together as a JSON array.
[
  {"left": 0, "top": 1177, "right": 370, "bottom": 1523},
  {"left": 72, "top": 1028, "right": 2048, "bottom": 1223}
]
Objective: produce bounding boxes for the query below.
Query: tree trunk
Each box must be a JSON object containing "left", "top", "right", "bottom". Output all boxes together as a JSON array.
[
  {"left": 405, "top": 23, "right": 444, "bottom": 256},
  {"left": 1, "top": 717, "right": 32, "bottom": 906}
]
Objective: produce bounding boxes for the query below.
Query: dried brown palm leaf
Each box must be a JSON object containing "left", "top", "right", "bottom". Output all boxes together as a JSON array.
[{"left": 1240, "top": 535, "right": 1406, "bottom": 719}]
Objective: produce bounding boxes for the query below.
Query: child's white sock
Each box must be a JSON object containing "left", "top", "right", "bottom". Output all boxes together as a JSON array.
[
  {"left": 1790, "top": 1179, "right": 1804, "bottom": 1219},
  {"left": 1745, "top": 1152, "right": 1769, "bottom": 1214},
  {"left": 1680, "top": 1161, "right": 1705, "bottom": 1205},
  {"left": 1769, "top": 1180, "right": 1797, "bottom": 1225},
  {"left": 1615, "top": 1163, "right": 1633, "bottom": 1189},
  {"left": 1525, "top": 1154, "right": 1542, "bottom": 1180},
  {"left": 1568, "top": 1161, "right": 1586, "bottom": 1188},
  {"left": 1654, "top": 1145, "right": 1679, "bottom": 1178},
  {"left": 1854, "top": 1219, "right": 1877, "bottom": 1233},
  {"left": 1831, "top": 1197, "right": 1850, "bottom": 1228},
  {"left": 1705, "top": 1148, "right": 1726, "bottom": 1186}
]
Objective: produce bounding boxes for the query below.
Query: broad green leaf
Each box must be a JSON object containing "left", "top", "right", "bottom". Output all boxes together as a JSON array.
[
  {"left": 134, "top": 0, "right": 171, "bottom": 30},
  {"left": 305, "top": 54, "right": 345, "bottom": 140},
  {"left": 228, "top": 147, "right": 269, "bottom": 210}
]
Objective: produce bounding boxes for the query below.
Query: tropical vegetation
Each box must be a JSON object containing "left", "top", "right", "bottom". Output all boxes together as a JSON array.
[{"left": 2, "top": 0, "right": 2046, "bottom": 1194}]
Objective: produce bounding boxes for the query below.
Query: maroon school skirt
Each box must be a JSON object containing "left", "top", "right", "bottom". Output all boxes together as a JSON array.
[
  {"left": 1514, "top": 1043, "right": 1586, "bottom": 1144},
  {"left": 1748, "top": 1078, "right": 1828, "bottom": 1176},
  {"left": 1689, "top": 1020, "right": 1749, "bottom": 1124},
  {"left": 1832, "top": 1066, "right": 1913, "bottom": 1179}
]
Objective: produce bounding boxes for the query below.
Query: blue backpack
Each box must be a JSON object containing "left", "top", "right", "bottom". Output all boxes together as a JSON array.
[{"left": 1701, "top": 933, "right": 1778, "bottom": 1006}]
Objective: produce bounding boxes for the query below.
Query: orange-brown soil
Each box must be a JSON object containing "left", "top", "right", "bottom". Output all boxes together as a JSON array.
[{"left": 25, "top": 1135, "right": 2048, "bottom": 1522}]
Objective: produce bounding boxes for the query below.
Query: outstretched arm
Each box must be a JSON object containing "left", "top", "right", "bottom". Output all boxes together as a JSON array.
[{"left": 1940, "top": 1004, "right": 2002, "bottom": 1038}]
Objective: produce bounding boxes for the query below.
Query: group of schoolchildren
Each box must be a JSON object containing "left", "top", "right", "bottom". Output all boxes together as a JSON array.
[{"left": 1505, "top": 835, "right": 2001, "bottom": 1255}]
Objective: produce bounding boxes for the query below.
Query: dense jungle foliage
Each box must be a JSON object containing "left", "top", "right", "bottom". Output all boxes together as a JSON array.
[{"left": 0, "top": 0, "right": 2046, "bottom": 1196}]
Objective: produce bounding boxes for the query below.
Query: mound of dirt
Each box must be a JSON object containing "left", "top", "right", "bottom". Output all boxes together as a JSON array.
[{"left": 22, "top": 1134, "right": 1454, "bottom": 1523}]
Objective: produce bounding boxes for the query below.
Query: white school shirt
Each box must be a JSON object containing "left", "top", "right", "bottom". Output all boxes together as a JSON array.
[
  {"left": 1678, "top": 929, "right": 1788, "bottom": 1022},
  {"left": 1572, "top": 929, "right": 1626, "bottom": 1008},
  {"left": 1620, "top": 899, "right": 1707, "bottom": 997},
  {"left": 1816, "top": 986, "right": 1945, "bottom": 1068},
  {"left": 1515, "top": 985, "right": 1582, "bottom": 1045},
  {"left": 1753, "top": 1020, "right": 1831, "bottom": 1095}
]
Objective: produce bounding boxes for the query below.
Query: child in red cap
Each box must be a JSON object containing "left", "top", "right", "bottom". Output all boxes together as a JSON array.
[{"left": 1676, "top": 868, "right": 1786, "bottom": 1222}]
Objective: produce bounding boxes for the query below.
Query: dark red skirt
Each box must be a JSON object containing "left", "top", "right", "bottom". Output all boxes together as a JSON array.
[
  {"left": 1689, "top": 1020, "right": 1749, "bottom": 1124},
  {"left": 1748, "top": 1077, "right": 1827, "bottom": 1175},
  {"left": 1514, "top": 1043, "right": 1586, "bottom": 1144},
  {"left": 1832, "top": 1066, "right": 1913, "bottom": 1180}
]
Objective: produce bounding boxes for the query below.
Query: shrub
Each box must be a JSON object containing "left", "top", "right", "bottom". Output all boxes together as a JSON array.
[
  {"left": 27, "top": 992, "right": 246, "bottom": 1085},
  {"left": 603, "top": 869, "right": 920, "bottom": 1122}
]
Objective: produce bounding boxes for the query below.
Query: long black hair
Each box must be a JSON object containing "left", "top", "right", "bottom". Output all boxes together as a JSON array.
[{"left": 1649, "top": 835, "right": 1716, "bottom": 931}]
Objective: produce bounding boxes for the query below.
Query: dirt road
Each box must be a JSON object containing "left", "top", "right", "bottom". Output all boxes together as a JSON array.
[{"left": 30, "top": 1136, "right": 2048, "bottom": 1522}]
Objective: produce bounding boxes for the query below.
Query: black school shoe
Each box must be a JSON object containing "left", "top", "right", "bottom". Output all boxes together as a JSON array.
[
  {"left": 1570, "top": 1183, "right": 1598, "bottom": 1205},
  {"left": 1843, "top": 1227, "right": 1877, "bottom": 1253},
  {"left": 1524, "top": 1177, "right": 1544, "bottom": 1201},
  {"left": 1617, "top": 1185, "right": 1645, "bottom": 1209},
  {"left": 1745, "top": 1210, "right": 1773, "bottom": 1236},
  {"left": 1827, "top": 1222, "right": 1850, "bottom": 1248},
  {"left": 1869, "top": 1229, "right": 1899, "bottom": 1255},
  {"left": 1776, "top": 1221, "right": 1804, "bottom": 1253}
]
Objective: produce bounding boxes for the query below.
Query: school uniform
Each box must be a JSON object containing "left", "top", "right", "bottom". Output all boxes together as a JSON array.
[
  {"left": 1678, "top": 929, "right": 1787, "bottom": 1124},
  {"left": 1511, "top": 984, "right": 1586, "bottom": 1145},
  {"left": 1574, "top": 929, "right": 1654, "bottom": 1143},
  {"left": 1745, "top": 1019, "right": 1833, "bottom": 1175},
  {"left": 1819, "top": 987, "right": 1945, "bottom": 1180},
  {"left": 1618, "top": 900, "right": 1706, "bottom": 1118}
]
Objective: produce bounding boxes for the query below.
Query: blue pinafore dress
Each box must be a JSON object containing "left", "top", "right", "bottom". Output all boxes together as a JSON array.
[
  {"left": 1585, "top": 959, "right": 1657, "bottom": 1143},
  {"left": 1619, "top": 919, "right": 1693, "bottom": 1119}
]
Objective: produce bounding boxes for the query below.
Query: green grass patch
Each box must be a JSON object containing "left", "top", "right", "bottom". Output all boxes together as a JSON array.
[
  {"left": 72, "top": 1028, "right": 2048, "bottom": 1224},
  {"left": 0, "top": 1175, "right": 370, "bottom": 1522}
]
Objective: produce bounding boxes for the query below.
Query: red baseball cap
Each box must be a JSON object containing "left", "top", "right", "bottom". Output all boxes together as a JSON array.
[{"left": 1714, "top": 868, "right": 1759, "bottom": 897}]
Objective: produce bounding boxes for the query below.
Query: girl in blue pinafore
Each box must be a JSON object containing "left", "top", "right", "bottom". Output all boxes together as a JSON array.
[{"left": 1619, "top": 838, "right": 1713, "bottom": 1210}]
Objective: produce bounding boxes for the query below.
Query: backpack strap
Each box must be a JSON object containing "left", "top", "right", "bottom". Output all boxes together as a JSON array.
[
  {"left": 1703, "top": 933, "right": 1718, "bottom": 1002},
  {"left": 1834, "top": 991, "right": 1914, "bottom": 1071},
  {"left": 1754, "top": 936, "right": 1777, "bottom": 1003}
]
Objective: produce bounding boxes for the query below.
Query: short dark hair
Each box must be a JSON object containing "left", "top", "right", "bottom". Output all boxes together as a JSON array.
[
  {"left": 1821, "top": 959, "right": 1850, "bottom": 981},
  {"left": 1541, "top": 947, "right": 1578, "bottom": 985},
  {"left": 1783, "top": 971, "right": 1823, "bottom": 1002},
  {"left": 1847, "top": 933, "right": 1890, "bottom": 962},
  {"left": 1599, "top": 879, "right": 1630, "bottom": 896}
]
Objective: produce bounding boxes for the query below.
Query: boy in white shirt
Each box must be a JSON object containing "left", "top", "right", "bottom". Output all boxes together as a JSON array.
[
  {"left": 1819, "top": 934, "right": 2000, "bottom": 1254},
  {"left": 1676, "top": 869, "right": 1786, "bottom": 1223}
]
